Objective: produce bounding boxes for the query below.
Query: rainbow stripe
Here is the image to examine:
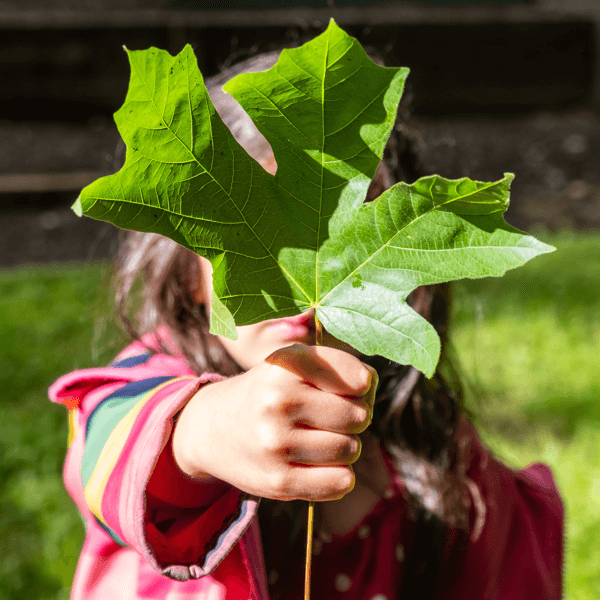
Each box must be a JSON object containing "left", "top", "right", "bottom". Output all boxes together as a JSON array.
[{"left": 82, "top": 376, "right": 190, "bottom": 531}]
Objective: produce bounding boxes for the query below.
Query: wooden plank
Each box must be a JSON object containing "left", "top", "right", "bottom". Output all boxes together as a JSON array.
[
  {"left": 0, "top": 172, "right": 106, "bottom": 194},
  {"left": 0, "top": 6, "right": 595, "bottom": 30}
]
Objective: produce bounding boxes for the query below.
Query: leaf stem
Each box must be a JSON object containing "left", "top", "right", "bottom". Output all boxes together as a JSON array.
[
  {"left": 304, "top": 312, "right": 323, "bottom": 600},
  {"left": 304, "top": 501, "right": 314, "bottom": 600},
  {"left": 315, "top": 313, "right": 324, "bottom": 346}
]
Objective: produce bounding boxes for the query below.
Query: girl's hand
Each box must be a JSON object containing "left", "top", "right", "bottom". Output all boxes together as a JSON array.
[{"left": 172, "top": 344, "right": 377, "bottom": 502}]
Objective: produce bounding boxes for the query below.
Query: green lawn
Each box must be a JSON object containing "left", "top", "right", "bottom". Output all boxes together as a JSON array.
[
  {"left": 0, "top": 229, "right": 598, "bottom": 599},
  {"left": 452, "top": 229, "right": 600, "bottom": 599},
  {"left": 0, "top": 263, "right": 122, "bottom": 600}
]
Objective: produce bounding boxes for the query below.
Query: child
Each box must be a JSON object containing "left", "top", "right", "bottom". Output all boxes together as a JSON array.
[{"left": 49, "top": 52, "right": 564, "bottom": 600}]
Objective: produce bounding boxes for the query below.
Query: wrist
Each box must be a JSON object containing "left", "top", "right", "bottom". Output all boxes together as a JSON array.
[
  {"left": 172, "top": 383, "right": 219, "bottom": 482},
  {"left": 148, "top": 424, "right": 228, "bottom": 509}
]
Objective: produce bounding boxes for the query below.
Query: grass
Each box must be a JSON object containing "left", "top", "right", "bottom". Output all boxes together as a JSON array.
[
  {"left": 0, "top": 229, "right": 598, "bottom": 599},
  {"left": 451, "top": 228, "right": 600, "bottom": 599},
  {"left": 0, "top": 263, "right": 123, "bottom": 600}
]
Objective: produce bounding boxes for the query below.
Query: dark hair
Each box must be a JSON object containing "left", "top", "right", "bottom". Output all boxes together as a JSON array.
[{"left": 113, "top": 51, "right": 472, "bottom": 600}]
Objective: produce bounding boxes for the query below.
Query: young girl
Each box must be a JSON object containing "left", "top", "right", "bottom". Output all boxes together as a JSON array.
[{"left": 49, "top": 52, "right": 564, "bottom": 600}]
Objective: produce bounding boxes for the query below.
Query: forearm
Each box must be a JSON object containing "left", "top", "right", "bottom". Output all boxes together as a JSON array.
[{"left": 147, "top": 419, "right": 230, "bottom": 509}]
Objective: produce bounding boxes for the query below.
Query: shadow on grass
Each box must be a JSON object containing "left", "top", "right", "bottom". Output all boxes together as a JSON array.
[
  {"left": 522, "top": 390, "right": 600, "bottom": 439},
  {"left": 453, "top": 230, "right": 600, "bottom": 319},
  {"left": 471, "top": 389, "right": 600, "bottom": 444}
]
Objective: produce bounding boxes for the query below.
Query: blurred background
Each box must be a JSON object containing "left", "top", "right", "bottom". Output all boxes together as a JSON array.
[{"left": 0, "top": 1, "right": 599, "bottom": 599}]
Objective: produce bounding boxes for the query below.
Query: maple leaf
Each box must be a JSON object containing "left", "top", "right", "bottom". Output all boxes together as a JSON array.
[{"left": 73, "top": 20, "right": 553, "bottom": 377}]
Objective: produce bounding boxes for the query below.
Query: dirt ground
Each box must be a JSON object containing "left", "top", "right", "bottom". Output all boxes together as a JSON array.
[{"left": 1, "top": 108, "right": 599, "bottom": 268}]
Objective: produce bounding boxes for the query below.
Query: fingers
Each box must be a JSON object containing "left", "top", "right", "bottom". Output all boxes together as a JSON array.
[
  {"left": 284, "top": 429, "right": 362, "bottom": 466},
  {"left": 267, "top": 465, "right": 356, "bottom": 502},
  {"left": 258, "top": 416, "right": 362, "bottom": 502},
  {"left": 286, "top": 384, "right": 371, "bottom": 434},
  {"left": 265, "top": 344, "right": 378, "bottom": 399},
  {"left": 203, "top": 344, "right": 380, "bottom": 502}
]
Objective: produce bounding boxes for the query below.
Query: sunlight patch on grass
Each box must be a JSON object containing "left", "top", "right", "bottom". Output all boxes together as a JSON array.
[
  {"left": 453, "top": 310, "right": 600, "bottom": 436},
  {"left": 452, "top": 229, "right": 600, "bottom": 600}
]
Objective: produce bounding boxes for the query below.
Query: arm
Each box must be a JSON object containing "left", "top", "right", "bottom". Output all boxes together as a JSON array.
[
  {"left": 50, "top": 343, "right": 376, "bottom": 581},
  {"left": 49, "top": 349, "right": 259, "bottom": 581}
]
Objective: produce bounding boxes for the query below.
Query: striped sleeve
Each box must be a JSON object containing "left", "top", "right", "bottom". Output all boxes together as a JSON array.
[
  {"left": 81, "top": 375, "right": 185, "bottom": 540},
  {"left": 49, "top": 347, "right": 261, "bottom": 582}
]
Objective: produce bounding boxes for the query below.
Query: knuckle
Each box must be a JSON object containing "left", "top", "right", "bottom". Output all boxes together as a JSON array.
[
  {"left": 257, "top": 423, "right": 285, "bottom": 456},
  {"left": 259, "top": 389, "right": 285, "bottom": 414},
  {"left": 265, "top": 344, "right": 304, "bottom": 372},
  {"left": 260, "top": 391, "right": 300, "bottom": 423},
  {"left": 348, "top": 404, "right": 370, "bottom": 432},
  {"left": 346, "top": 435, "right": 362, "bottom": 463},
  {"left": 335, "top": 467, "right": 356, "bottom": 496},
  {"left": 267, "top": 468, "right": 294, "bottom": 500},
  {"left": 260, "top": 363, "right": 286, "bottom": 387},
  {"left": 356, "top": 363, "right": 374, "bottom": 394},
  {"left": 332, "top": 435, "right": 361, "bottom": 463}
]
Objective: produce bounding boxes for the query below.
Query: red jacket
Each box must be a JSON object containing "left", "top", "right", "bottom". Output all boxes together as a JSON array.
[{"left": 49, "top": 335, "right": 563, "bottom": 599}]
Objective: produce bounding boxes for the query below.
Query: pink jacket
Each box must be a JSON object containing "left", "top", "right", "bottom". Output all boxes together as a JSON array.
[{"left": 49, "top": 336, "right": 564, "bottom": 600}]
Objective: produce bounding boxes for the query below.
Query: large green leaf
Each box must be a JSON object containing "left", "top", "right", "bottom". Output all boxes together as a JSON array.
[{"left": 73, "top": 20, "right": 553, "bottom": 377}]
